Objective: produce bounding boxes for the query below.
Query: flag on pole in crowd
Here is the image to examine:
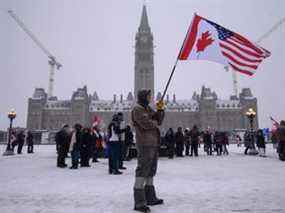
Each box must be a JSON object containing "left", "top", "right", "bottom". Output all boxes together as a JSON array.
[
  {"left": 178, "top": 14, "right": 271, "bottom": 76},
  {"left": 270, "top": 116, "right": 279, "bottom": 131},
  {"left": 92, "top": 115, "right": 101, "bottom": 128}
]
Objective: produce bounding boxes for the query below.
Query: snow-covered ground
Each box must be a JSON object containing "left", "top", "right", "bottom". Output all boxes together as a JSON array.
[{"left": 0, "top": 144, "right": 284, "bottom": 213}]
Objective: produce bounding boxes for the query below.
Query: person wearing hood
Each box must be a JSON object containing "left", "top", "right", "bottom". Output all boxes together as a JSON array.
[
  {"left": 243, "top": 131, "right": 251, "bottom": 155},
  {"left": 256, "top": 129, "right": 266, "bottom": 157},
  {"left": 189, "top": 125, "right": 200, "bottom": 157},
  {"left": 80, "top": 127, "right": 92, "bottom": 167},
  {"left": 184, "top": 128, "right": 191, "bottom": 156},
  {"left": 107, "top": 113, "right": 126, "bottom": 175},
  {"left": 26, "top": 131, "right": 34, "bottom": 154},
  {"left": 165, "top": 128, "right": 175, "bottom": 159},
  {"left": 55, "top": 124, "right": 70, "bottom": 168},
  {"left": 276, "top": 120, "right": 285, "bottom": 161},
  {"left": 125, "top": 125, "right": 134, "bottom": 161},
  {"left": 131, "top": 89, "right": 165, "bottom": 213},
  {"left": 203, "top": 129, "right": 213, "bottom": 155},
  {"left": 117, "top": 112, "right": 127, "bottom": 170},
  {"left": 16, "top": 131, "right": 25, "bottom": 154},
  {"left": 91, "top": 125, "right": 102, "bottom": 163},
  {"left": 175, "top": 127, "right": 184, "bottom": 157}
]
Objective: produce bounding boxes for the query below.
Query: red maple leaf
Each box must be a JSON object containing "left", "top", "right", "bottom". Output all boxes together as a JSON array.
[{"left": 196, "top": 31, "right": 214, "bottom": 53}]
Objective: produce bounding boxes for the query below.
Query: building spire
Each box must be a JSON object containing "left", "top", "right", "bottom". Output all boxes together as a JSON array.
[{"left": 139, "top": 4, "right": 150, "bottom": 30}]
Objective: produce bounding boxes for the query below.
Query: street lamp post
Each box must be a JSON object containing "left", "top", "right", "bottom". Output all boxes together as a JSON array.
[
  {"left": 245, "top": 108, "right": 258, "bottom": 155},
  {"left": 3, "top": 109, "right": 17, "bottom": 156}
]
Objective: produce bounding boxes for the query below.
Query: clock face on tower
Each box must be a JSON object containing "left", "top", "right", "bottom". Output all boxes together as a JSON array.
[{"left": 140, "top": 36, "right": 148, "bottom": 43}]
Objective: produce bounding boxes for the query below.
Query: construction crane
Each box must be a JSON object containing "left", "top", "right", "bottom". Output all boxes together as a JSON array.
[
  {"left": 227, "top": 16, "right": 285, "bottom": 97},
  {"left": 8, "top": 10, "right": 62, "bottom": 99}
]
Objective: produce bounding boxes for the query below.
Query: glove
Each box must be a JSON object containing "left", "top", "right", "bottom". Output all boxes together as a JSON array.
[{"left": 156, "top": 100, "right": 165, "bottom": 111}]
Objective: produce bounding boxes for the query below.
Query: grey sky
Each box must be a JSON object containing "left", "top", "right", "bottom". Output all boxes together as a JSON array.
[{"left": 0, "top": 0, "right": 284, "bottom": 130}]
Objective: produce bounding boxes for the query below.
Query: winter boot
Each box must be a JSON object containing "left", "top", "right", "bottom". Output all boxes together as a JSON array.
[
  {"left": 145, "top": 185, "right": 164, "bottom": 206},
  {"left": 134, "top": 189, "right": 150, "bottom": 212}
]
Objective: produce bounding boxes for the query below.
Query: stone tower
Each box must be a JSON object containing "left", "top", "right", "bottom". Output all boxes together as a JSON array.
[{"left": 134, "top": 4, "right": 154, "bottom": 99}]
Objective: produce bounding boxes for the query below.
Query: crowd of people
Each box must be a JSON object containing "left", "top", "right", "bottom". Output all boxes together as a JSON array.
[
  {"left": 6, "top": 119, "right": 285, "bottom": 166},
  {"left": 163, "top": 126, "right": 230, "bottom": 158},
  {"left": 54, "top": 118, "right": 285, "bottom": 173},
  {"left": 55, "top": 112, "right": 134, "bottom": 173},
  {"left": 7, "top": 130, "right": 34, "bottom": 154}
]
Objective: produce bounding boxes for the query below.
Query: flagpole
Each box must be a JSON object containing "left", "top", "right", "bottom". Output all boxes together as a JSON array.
[
  {"left": 160, "top": 59, "right": 179, "bottom": 101},
  {"left": 160, "top": 13, "right": 197, "bottom": 102}
]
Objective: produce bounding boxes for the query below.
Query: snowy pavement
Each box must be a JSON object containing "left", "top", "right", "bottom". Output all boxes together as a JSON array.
[{"left": 0, "top": 145, "right": 285, "bottom": 213}]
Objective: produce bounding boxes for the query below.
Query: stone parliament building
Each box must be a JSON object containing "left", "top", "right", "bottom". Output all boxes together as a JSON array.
[{"left": 27, "top": 5, "right": 258, "bottom": 133}]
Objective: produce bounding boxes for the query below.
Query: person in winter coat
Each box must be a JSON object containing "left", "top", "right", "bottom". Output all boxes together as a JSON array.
[
  {"left": 256, "top": 129, "right": 266, "bottom": 157},
  {"left": 80, "top": 128, "right": 92, "bottom": 167},
  {"left": 236, "top": 134, "right": 242, "bottom": 147},
  {"left": 222, "top": 132, "right": 229, "bottom": 155},
  {"left": 276, "top": 120, "right": 285, "bottom": 161},
  {"left": 131, "top": 89, "right": 165, "bottom": 213},
  {"left": 117, "top": 112, "right": 127, "bottom": 169},
  {"left": 175, "top": 127, "right": 184, "bottom": 157},
  {"left": 271, "top": 131, "right": 278, "bottom": 152},
  {"left": 17, "top": 131, "right": 25, "bottom": 154},
  {"left": 125, "top": 125, "right": 134, "bottom": 161},
  {"left": 10, "top": 131, "right": 17, "bottom": 152},
  {"left": 165, "top": 128, "right": 175, "bottom": 159},
  {"left": 244, "top": 131, "right": 251, "bottom": 155},
  {"left": 214, "top": 131, "right": 223, "bottom": 156},
  {"left": 69, "top": 124, "right": 82, "bottom": 169},
  {"left": 107, "top": 113, "right": 125, "bottom": 175},
  {"left": 203, "top": 130, "right": 213, "bottom": 155},
  {"left": 184, "top": 128, "right": 191, "bottom": 156},
  {"left": 55, "top": 124, "right": 70, "bottom": 168},
  {"left": 190, "top": 125, "right": 200, "bottom": 157},
  {"left": 91, "top": 126, "right": 101, "bottom": 163},
  {"left": 26, "top": 131, "right": 34, "bottom": 154}
]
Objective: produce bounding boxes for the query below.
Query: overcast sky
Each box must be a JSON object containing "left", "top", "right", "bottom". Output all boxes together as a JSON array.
[{"left": 0, "top": 0, "right": 284, "bottom": 130}]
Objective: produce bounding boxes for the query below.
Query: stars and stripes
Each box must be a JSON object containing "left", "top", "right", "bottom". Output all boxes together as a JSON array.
[
  {"left": 205, "top": 18, "right": 271, "bottom": 75},
  {"left": 178, "top": 14, "right": 271, "bottom": 76}
]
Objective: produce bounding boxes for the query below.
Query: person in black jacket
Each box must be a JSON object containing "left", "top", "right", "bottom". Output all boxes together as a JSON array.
[
  {"left": 175, "top": 127, "right": 184, "bottom": 157},
  {"left": 276, "top": 120, "right": 285, "bottom": 161},
  {"left": 184, "top": 128, "right": 191, "bottom": 156},
  {"left": 10, "top": 131, "right": 17, "bottom": 152},
  {"left": 69, "top": 124, "right": 82, "bottom": 169},
  {"left": 17, "top": 131, "right": 25, "bottom": 154},
  {"left": 190, "top": 125, "right": 200, "bottom": 157},
  {"left": 80, "top": 127, "right": 92, "bottom": 167},
  {"left": 26, "top": 131, "right": 34, "bottom": 154},
  {"left": 203, "top": 130, "right": 213, "bottom": 155},
  {"left": 125, "top": 125, "right": 134, "bottom": 161},
  {"left": 244, "top": 131, "right": 251, "bottom": 155},
  {"left": 214, "top": 131, "right": 223, "bottom": 156},
  {"left": 256, "top": 129, "right": 266, "bottom": 157},
  {"left": 165, "top": 128, "right": 175, "bottom": 159},
  {"left": 117, "top": 112, "right": 127, "bottom": 170},
  {"left": 107, "top": 114, "right": 125, "bottom": 175},
  {"left": 222, "top": 132, "right": 229, "bottom": 155},
  {"left": 55, "top": 124, "right": 70, "bottom": 168},
  {"left": 91, "top": 126, "right": 101, "bottom": 163}
]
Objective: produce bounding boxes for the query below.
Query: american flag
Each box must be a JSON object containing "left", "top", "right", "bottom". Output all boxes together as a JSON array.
[{"left": 205, "top": 18, "right": 271, "bottom": 76}]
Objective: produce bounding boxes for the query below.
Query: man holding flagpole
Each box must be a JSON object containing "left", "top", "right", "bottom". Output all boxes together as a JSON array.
[
  {"left": 132, "top": 89, "right": 165, "bottom": 213},
  {"left": 130, "top": 10, "right": 271, "bottom": 212}
]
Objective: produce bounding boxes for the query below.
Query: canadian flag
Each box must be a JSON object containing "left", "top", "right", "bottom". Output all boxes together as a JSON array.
[{"left": 178, "top": 14, "right": 270, "bottom": 76}]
